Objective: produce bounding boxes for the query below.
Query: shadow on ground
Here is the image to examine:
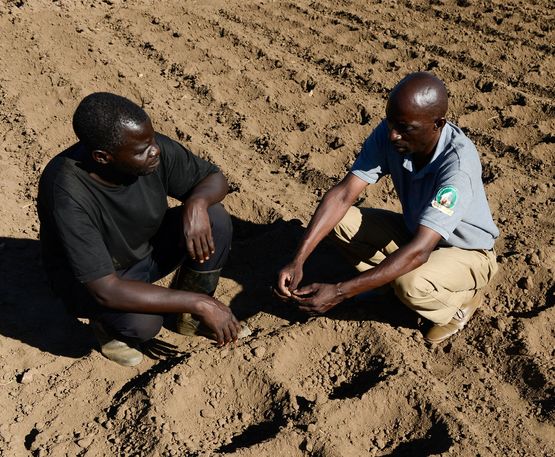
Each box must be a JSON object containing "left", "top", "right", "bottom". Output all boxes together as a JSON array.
[
  {"left": 224, "top": 216, "right": 418, "bottom": 331},
  {"left": 0, "top": 237, "right": 93, "bottom": 358},
  {"left": 0, "top": 217, "right": 417, "bottom": 358}
]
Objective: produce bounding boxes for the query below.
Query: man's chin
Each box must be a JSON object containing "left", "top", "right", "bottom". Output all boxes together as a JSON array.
[
  {"left": 137, "top": 168, "right": 156, "bottom": 176},
  {"left": 140, "top": 163, "right": 160, "bottom": 176}
]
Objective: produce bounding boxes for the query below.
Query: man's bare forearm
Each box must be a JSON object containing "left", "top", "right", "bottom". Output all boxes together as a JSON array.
[
  {"left": 86, "top": 274, "right": 209, "bottom": 314},
  {"left": 293, "top": 174, "right": 367, "bottom": 264},
  {"left": 339, "top": 225, "right": 442, "bottom": 298}
]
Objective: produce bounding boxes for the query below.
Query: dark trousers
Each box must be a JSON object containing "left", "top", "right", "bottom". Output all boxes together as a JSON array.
[{"left": 58, "top": 203, "right": 232, "bottom": 344}]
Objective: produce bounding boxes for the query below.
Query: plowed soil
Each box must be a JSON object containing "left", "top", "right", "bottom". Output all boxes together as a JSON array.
[{"left": 0, "top": 1, "right": 553, "bottom": 456}]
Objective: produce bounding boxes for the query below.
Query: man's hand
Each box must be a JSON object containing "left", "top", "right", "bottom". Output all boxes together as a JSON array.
[
  {"left": 291, "top": 282, "right": 345, "bottom": 314},
  {"left": 276, "top": 261, "right": 304, "bottom": 298},
  {"left": 196, "top": 296, "right": 242, "bottom": 346},
  {"left": 182, "top": 201, "right": 214, "bottom": 263},
  {"left": 180, "top": 171, "right": 228, "bottom": 263}
]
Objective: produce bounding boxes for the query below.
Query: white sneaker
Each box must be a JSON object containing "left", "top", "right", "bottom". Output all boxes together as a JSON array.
[{"left": 91, "top": 321, "right": 143, "bottom": 367}]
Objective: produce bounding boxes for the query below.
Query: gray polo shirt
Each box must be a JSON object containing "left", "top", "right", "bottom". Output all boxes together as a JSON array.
[{"left": 351, "top": 120, "right": 499, "bottom": 250}]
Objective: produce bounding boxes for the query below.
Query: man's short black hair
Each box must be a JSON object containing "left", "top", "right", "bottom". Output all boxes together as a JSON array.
[{"left": 72, "top": 92, "right": 149, "bottom": 151}]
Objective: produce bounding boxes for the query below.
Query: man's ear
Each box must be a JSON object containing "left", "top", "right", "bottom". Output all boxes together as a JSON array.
[
  {"left": 91, "top": 149, "right": 112, "bottom": 165},
  {"left": 434, "top": 118, "right": 446, "bottom": 130}
]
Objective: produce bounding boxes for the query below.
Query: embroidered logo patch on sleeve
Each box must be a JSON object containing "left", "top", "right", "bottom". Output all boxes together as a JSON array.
[{"left": 431, "top": 185, "right": 458, "bottom": 216}]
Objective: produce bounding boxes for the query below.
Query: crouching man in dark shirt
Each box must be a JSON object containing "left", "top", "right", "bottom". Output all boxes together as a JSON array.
[{"left": 38, "top": 92, "right": 242, "bottom": 366}]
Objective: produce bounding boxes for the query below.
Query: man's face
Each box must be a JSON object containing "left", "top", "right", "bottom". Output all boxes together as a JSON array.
[
  {"left": 385, "top": 99, "right": 440, "bottom": 157},
  {"left": 109, "top": 119, "right": 161, "bottom": 176}
]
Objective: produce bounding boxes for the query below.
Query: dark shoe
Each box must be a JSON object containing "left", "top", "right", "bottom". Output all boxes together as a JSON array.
[
  {"left": 91, "top": 321, "right": 143, "bottom": 367},
  {"left": 172, "top": 267, "right": 220, "bottom": 336},
  {"left": 425, "top": 292, "right": 483, "bottom": 344},
  {"left": 176, "top": 313, "right": 252, "bottom": 339},
  {"left": 176, "top": 312, "right": 201, "bottom": 336}
]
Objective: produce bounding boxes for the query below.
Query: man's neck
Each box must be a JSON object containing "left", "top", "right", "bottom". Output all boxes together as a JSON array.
[{"left": 414, "top": 130, "right": 442, "bottom": 170}]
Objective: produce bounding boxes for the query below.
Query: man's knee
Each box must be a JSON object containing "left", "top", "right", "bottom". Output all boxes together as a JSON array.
[
  {"left": 393, "top": 272, "right": 461, "bottom": 325},
  {"left": 392, "top": 271, "right": 434, "bottom": 305},
  {"left": 198, "top": 203, "right": 232, "bottom": 270},
  {"left": 102, "top": 313, "right": 164, "bottom": 344},
  {"left": 331, "top": 206, "right": 362, "bottom": 244},
  {"left": 207, "top": 203, "right": 232, "bottom": 242}
]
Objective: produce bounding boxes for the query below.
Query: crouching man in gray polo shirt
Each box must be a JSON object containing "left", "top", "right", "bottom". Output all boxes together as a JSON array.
[{"left": 276, "top": 72, "right": 499, "bottom": 344}]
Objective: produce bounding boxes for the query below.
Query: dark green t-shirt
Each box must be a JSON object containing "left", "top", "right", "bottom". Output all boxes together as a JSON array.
[{"left": 37, "top": 133, "right": 218, "bottom": 288}]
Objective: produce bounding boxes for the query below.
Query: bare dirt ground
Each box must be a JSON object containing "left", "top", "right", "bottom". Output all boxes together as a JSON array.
[{"left": 0, "top": 0, "right": 554, "bottom": 456}]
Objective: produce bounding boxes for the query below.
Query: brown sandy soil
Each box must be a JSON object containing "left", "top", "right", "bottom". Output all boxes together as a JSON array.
[{"left": 0, "top": 0, "right": 554, "bottom": 456}]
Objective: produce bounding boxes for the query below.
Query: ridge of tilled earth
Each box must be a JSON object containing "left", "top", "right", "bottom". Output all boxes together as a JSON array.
[{"left": 0, "top": 0, "right": 553, "bottom": 456}]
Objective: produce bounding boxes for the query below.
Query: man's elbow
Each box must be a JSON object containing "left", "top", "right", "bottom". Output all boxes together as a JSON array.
[
  {"left": 325, "top": 184, "right": 354, "bottom": 208},
  {"left": 211, "top": 170, "right": 229, "bottom": 197},
  {"left": 413, "top": 248, "right": 433, "bottom": 268},
  {"left": 221, "top": 173, "right": 230, "bottom": 195},
  {"left": 85, "top": 275, "right": 120, "bottom": 309}
]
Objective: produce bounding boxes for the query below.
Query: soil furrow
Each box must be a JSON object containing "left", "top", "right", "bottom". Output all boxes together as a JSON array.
[{"left": 305, "top": 0, "right": 555, "bottom": 100}]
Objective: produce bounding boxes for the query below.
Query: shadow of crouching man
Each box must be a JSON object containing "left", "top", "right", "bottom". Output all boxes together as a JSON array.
[
  {"left": 0, "top": 237, "right": 93, "bottom": 359},
  {"left": 0, "top": 219, "right": 417, "bottom": 364},
  {"left": 221, "top": 216, "right": 418, "bottom": 331}
]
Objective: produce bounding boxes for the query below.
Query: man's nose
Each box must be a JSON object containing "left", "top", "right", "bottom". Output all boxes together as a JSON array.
[
  {"left": 389, "top": 128, "right": 401, "bottom": 141},
  {"left": 148, "top": 145, "right": 160, "bottom": 158}
]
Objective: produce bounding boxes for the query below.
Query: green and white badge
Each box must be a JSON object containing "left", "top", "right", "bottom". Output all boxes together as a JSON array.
[{"left": 431, "top": 185, "right": 458, "bottom": 216}]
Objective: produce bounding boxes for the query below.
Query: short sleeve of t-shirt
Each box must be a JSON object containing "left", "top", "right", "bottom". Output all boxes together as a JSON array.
[
  {"left": 419, "top": 168, "right": 473, "bottom": 241},
  {"left": 51, "top": 187, "right": 115, "bottom": 282},
  {"left": 155, "top": 134, "right": 220, "bottom": 199},
  {"left": 351, "top": 120, "right": 390, "bottom": 183},
  {"left": 39, "top": 135, "right": 221, "bottom": 286}
]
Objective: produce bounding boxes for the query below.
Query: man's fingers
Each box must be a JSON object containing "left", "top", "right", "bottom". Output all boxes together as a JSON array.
[
  {"left": 214, "top": 328, "right": 224, "bottom": 346},
  {"left": 221, "top": 324, "right": 232, "bottom": 345},
  {"left": 295, "top": 296, "right": 314, "bottom": 305},
  {"left": 272, "top": 286, "right": 291, "bottom": 300},
  {"left": 277, "top": 273, "right": 291, "bottom": 296},
  {"left": 231, "top": 314, "right": 241, "bottom": 328},
  {"left": 192, "top": 238, "right": 205, "bottom": 262},
  {"left": 227, "top": 321, "right": 238, "bottom": 342},
  {"left": 227, "top": 312, "right": 240, "bottom": 341},
  {"left": 199, "top": 235, "right": 211, "bottom": 260},
  {"left": 289, "top": 275, "right": 301, "bottom": 291},
  {"left": 293, "top": 284, "right": 316, "bottom": 296},
  {"left": 207, "top": 234, "right": 215, "bottom": 255},
  {"left": 186, "top": 238, "right": 196, "bottom": 259},
  {"left": 185, "top": 224, "right": 214, "bottom": 260}
]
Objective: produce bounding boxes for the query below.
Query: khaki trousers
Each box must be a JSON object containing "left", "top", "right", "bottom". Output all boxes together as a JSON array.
[{"left": 331, "top": 206, "right": 498, "bottom": 325}]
